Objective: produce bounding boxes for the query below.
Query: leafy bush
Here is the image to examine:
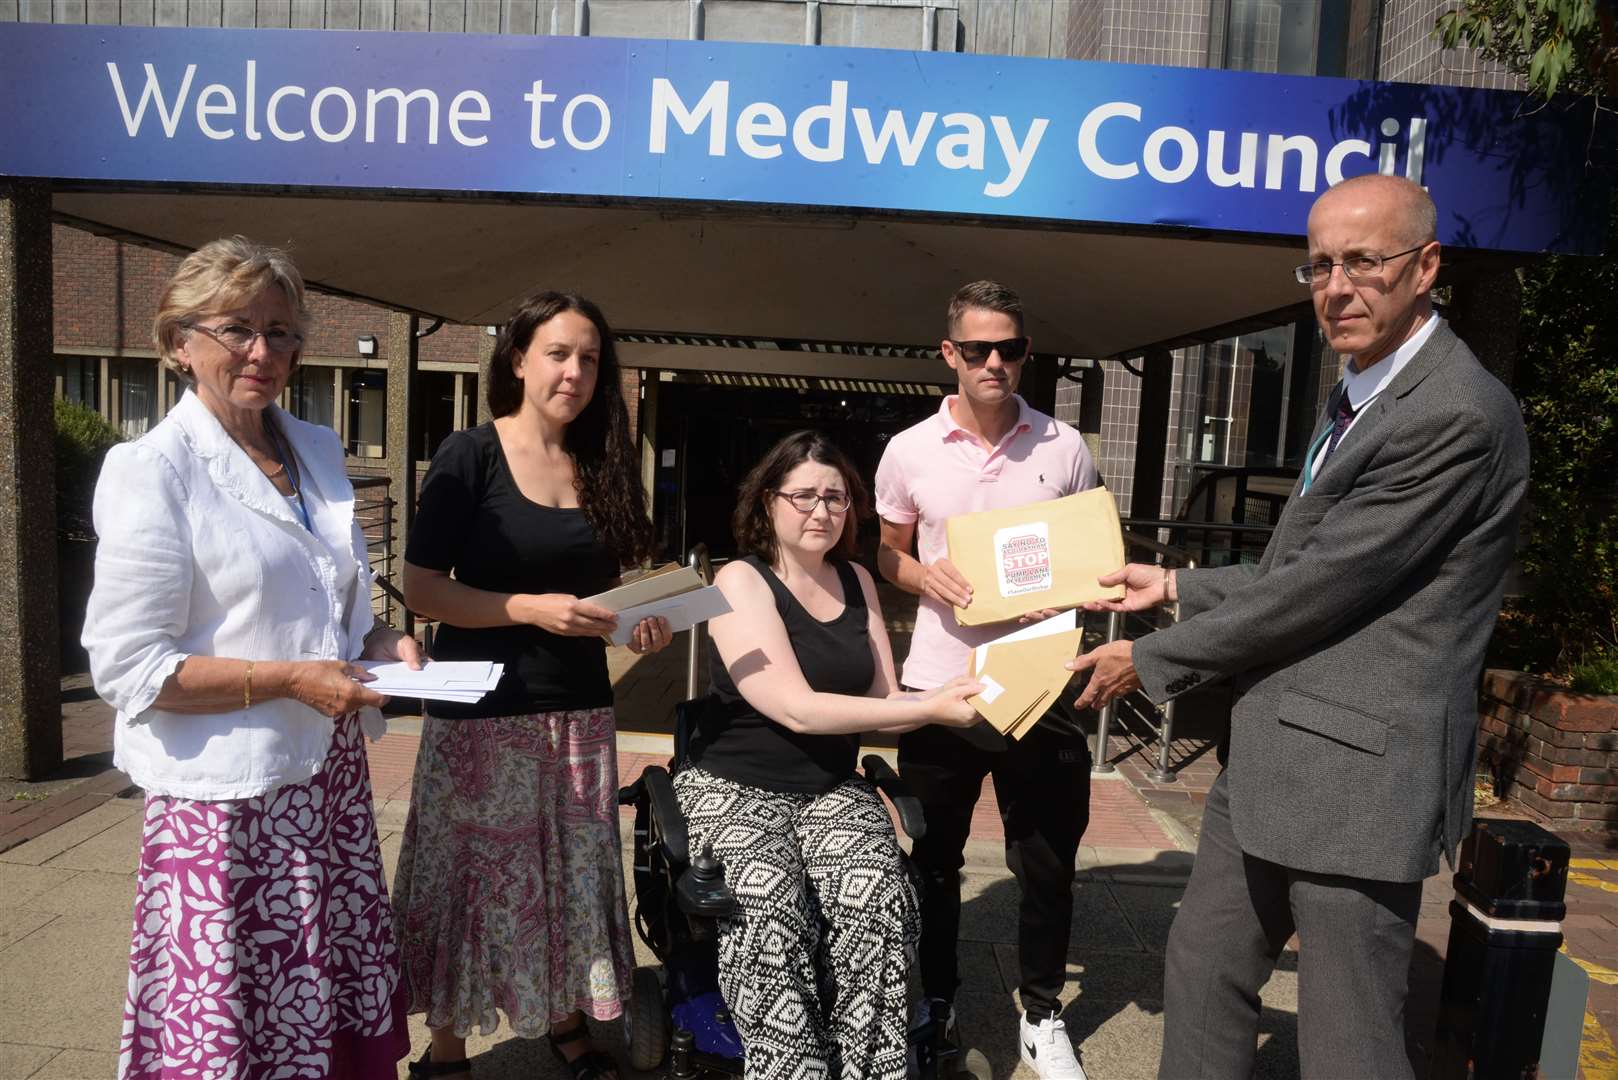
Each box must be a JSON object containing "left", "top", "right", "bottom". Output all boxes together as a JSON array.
[
  {"left": 1489, "top": 192, "right": 1618, "bottom": 686},
  {"left": 56, "top": 398, "right": 125, "bottom": 541},
  {"left": 1571, "top": 653, "right": 1618, "bottom": 696}
]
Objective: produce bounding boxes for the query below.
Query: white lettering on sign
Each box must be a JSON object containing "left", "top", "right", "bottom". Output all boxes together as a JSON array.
[
  {"left": 1075, "top": 99, "right": 1424, "bottom": 190},
  {"left": 96, "top": 62, "right": 1426, "bottom": 195},
  {"left": 648, "top": 78, "right": 1049, "bottom": 198},
  {"left": 994, "top": 522, "right": 1053, "bottom": 599}
]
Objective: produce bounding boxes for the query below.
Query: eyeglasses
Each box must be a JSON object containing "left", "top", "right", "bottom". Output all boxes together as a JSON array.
[
  {"left": 948, "top": 337, "right": 1031, "bottom": 364},
  {"left": 184, "top": 321, "right": 305, "bottom": 355},
  {"left": 774, "top": 490, "right": 852, "bottom": 514},
  {"left": 1294, "top": 245, "right": 1426, "bottom": 286}
]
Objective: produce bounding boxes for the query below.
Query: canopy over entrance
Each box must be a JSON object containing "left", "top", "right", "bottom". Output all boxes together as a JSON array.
[{"left": 56, "top": 191, "right": 1319, "bottom": 358}]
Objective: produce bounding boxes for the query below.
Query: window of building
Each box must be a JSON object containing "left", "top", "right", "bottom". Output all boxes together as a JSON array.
[
  {"left": 289, "top": 366, "right": 336, "bottom": 432},
  {"left": 1217, "top": 0, "right": 1351, "bottom": 77},
  {"left": 58, "top": 356, "right": 99, "bottom": 409},
  {"left": 347, "top": 370, "right": 386, "bottom": 458},
  {"left": 419, "top": 370, "right": 458, "bottom": 462},
  {"left": 115, "top": 358, "right": 159, "bottom": 438}
]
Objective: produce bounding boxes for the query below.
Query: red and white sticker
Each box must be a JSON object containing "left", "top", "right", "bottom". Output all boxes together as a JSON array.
[{"left": 994, "top": 521, "right": 1052, "bottom": 598}]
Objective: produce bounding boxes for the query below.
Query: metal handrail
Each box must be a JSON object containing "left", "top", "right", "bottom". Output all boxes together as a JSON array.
[
  {"left": 684, "top": 543, "right": 713, "bottom": 701},
  {"left": 1091, "top": 529, "right": 1197, "bottom": 781}
]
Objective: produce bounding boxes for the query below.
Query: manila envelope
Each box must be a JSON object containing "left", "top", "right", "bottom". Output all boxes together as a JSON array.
[
  {"left": 968, "top": 628, "right": 1084, "bottom": 740},
  {"left": 945, "top": 488, "right": 1125, "bottom": 626}
]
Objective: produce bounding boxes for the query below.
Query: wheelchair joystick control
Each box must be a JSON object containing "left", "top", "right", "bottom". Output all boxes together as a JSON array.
[
  {"left": 676, "top": 841, "right": 741, "bottom": 919},
  {"left": 669, "top": 1028, "right": 699, "bottom": 1080}
]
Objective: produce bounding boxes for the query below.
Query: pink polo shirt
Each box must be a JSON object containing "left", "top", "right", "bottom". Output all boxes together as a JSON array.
[{"left": 875, "top": 395, "right": 1100, "bottom": 690}]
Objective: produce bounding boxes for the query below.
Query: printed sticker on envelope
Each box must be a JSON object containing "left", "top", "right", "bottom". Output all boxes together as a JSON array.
[
  {"left": 994, "top": 521, "right": 1052, "bottom": 598},
  {"left": 945, "top": 488, "right": 1126, "bottom": 626}
]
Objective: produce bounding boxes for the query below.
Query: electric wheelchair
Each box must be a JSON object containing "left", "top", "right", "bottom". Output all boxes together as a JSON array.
[{"left": 616, "top": 701, "right": 989, "bottom": 1079}]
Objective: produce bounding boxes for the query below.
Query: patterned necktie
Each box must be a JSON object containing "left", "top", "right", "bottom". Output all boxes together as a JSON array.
[{"left": 1320, "top": 391, "right": 1357, "bottom": 466}]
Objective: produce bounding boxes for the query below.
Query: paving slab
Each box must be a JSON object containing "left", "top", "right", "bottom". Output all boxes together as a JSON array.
[
  {"left": 39, "top": 807, "right": 142, "bottom": 875},
  {"left": 0, "top": 908, "right": 60, "bottom": 952},
  {"left": 29, "top": 1047, "right": 121, "bottom": 1078},
  {"left": 0, "top": 800, "right": 140, "bottom": 869},
  {"left": 0, "top": 1043, "right": 58, "bottom": 1078},
  {"left": 0, "top": 912, "right": 130, "bottom": 1052},
  {"left": 0, "top": 865, "right": 78, "bottom": 911},
  {"left": 21, "top": 870, "right": 135, "bottom": 918}
]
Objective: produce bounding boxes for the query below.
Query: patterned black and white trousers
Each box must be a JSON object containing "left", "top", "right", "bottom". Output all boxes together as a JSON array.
[{"left": 672, "top": 766, "right": 920, "bottom": 1080}]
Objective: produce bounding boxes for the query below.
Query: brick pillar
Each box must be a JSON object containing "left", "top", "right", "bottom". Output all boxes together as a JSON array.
[
  {"left": 386, "top": 312, "right": 420, "bottom": 629},
  {"left": 0, "top": 180, "right": 62, "bottom": 779},
  {"left": 475, "top": 327, "right": 495, "bottom": 427}
]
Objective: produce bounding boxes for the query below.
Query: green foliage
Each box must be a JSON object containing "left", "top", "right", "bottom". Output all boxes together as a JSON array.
[
  {"left": 1492, "top": 192, "right": 1618, "bottom": 682},
  {"left": 1437, "top": 0, "right": 1618, "bottom": 98},
  {"left": 1571, "top": 652, "right": 1618, "bottom": 695},
  {"left": 55, "top": 397, "right": 125, "bottom": 541}
]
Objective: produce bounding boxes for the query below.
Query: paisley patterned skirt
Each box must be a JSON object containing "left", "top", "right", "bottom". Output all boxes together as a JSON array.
[
  {"left": 118, "top": 711, "right": 408, "bottom": 1080},
  {"left": 391, "top": 707, "right": 634, "bottom": 1038}
]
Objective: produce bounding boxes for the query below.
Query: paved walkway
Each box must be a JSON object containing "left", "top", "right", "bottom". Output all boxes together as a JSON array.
[{"left": 0, "top": 646, "right": 1613, "bottom": 1078}]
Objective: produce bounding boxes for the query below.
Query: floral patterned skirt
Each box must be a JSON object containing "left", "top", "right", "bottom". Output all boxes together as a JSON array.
[
  {"left": 119, "top": 711, "right": 408, "bottom": 1080},
  {"left": 392, "top": 707, "right": 634, "bottom": 1038}
]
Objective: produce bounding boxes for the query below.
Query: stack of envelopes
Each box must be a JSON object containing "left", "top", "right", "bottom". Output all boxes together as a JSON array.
[
  {"left": 354, "top": 660, "right": 505, "bottom": 704},
  {"left": 966, "top": 611, "right": 1084, "bottom": 740},
  {"left": 585, "top": 563, "right": 732, "bottom": 646}
]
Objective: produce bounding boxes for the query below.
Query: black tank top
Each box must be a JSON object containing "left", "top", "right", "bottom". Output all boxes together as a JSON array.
[{"left": 689, "top": 555, "right": 874, "bottom": 794}]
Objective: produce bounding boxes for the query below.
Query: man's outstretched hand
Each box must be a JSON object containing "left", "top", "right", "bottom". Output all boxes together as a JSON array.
[
  {"left": 1068, "top": 640, "right": 1141, "bottom": 709},
  {"left": 1084, "top": 563, "right": 1177, "bottom": 613}
]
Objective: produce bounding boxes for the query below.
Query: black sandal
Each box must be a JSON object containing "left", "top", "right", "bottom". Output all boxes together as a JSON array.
[
  {"left": 407, "top": 1046, "right": 473, "bottom": 1078},
  {"left": 548, "top": 1021, "right": 619, "bottom": 1080}
]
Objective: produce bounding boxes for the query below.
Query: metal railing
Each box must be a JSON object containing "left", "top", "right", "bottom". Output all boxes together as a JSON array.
[
  {"left": 1091, "top": 529, "right": 1198, "bottom": 781},
  {"left": 684, "top": 543, "right": 714, "bottom": 701},
  {"left": 351, "top": 474, "right": 420, "bottom": 636}
]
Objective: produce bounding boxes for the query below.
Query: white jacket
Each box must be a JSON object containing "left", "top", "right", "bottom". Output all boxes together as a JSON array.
[{"left": 83, "top": 390, "right": 385, "bottom": 800}]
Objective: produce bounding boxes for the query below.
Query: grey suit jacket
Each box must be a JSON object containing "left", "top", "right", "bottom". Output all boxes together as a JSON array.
[{"left": 1134, "top": 322, "right": 1529, "bottom": 883}]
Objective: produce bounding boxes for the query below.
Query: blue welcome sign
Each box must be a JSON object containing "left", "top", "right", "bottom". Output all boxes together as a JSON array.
[{"left": 1, "top": 23, "right": 1608, "bottom": 254}]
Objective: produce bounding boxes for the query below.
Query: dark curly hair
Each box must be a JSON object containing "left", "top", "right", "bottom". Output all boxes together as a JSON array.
[
  {"left": 732, "top": 430, "right": 868, "bottom": 566},
  {"left": 487, "top": 290, "right": 653, "bottom": 564}
]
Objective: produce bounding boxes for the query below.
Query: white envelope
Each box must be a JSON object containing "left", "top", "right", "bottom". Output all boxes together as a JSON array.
[{"left": 607, "top": 585, "right": 733, "bottom": 647}]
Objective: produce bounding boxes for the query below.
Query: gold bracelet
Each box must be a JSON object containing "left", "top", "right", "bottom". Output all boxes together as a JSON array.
[{"left": 244, "top": 661, "right": 255, "bottom": 711}]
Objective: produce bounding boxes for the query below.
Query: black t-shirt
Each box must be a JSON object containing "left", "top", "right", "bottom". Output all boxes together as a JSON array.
[
  {"left": 405, "top": 423, "right": 620, "bottom": 718},
  {"left": 689, "top": 555, "right": 874, "bottom": 794}
]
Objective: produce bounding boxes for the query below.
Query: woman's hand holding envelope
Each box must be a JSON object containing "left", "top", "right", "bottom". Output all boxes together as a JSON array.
[{"left": 921, "top": 675, "right": 986, "bottom": 727}]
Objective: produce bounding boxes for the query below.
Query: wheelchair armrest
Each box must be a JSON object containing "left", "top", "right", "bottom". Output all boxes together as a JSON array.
[
  {"left": 862, "top": 753, "right": 926, "bottom": 841},
  {"left": 639, "top": 766, "right": 690, "bottom": 866}
]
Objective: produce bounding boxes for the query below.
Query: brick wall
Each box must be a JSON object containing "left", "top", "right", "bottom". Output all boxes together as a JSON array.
[
  {"left": 1477, "top": 670, "right": 1618, "bottom": 831},
  {"left": 52, "top": 224, "right": 484, "bottom": 367}
]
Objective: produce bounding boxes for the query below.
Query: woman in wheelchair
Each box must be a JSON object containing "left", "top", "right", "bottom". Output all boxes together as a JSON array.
[{"left": 675, "top": 429, "right": 984, "bottom": 1079}]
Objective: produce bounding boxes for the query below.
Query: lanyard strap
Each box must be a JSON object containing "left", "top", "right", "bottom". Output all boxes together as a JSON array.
[{"left": 266, "top": 422, "right": 313, "bottom": 533}]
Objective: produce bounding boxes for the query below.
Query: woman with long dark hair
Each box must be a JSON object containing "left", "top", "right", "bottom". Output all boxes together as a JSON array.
[{"left": 393, "top": 291, "right": 672, "bottom": 1080}]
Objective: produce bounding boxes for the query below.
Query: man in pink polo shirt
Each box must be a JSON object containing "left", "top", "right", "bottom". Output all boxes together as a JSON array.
[{"left": 876, "top": 280, "right": 1098, "bottom": 1080}]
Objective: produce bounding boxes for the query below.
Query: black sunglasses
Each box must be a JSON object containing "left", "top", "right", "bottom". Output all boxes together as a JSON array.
[{"left": 949, "top": 337, "right": 1030, "bottom": 364}]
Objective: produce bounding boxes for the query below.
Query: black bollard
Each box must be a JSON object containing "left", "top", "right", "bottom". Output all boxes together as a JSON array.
[{"left": 1431, "top": 818, "right": 1570, "bottom": 1079}]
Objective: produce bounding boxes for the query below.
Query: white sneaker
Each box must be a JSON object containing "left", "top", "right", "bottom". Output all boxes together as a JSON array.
[{"left": 1018, "top": 1013, "right": 1088, "bottom": 1079}]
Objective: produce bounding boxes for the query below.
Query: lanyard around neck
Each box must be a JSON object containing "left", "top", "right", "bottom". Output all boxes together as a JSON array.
[{"left": 266, "top": 421, "right": 313, "bottom": 533}]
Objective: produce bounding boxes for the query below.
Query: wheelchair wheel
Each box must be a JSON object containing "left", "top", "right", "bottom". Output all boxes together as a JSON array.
[{"left": 624, "top": 965, "right": 669, "bottom": 1071}]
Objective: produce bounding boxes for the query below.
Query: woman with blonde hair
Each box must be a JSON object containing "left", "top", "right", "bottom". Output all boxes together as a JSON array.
[{"left": 84, "top": 236, "right": 421, "bottom": 1078}]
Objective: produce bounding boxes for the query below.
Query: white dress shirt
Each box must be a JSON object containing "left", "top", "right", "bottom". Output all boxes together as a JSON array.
[
  {"left": 84, "top": 390, "right": 385, "bottom": 801},
  {"left": 1310, "top": 312, "right": 1441, "bottom": 483}
]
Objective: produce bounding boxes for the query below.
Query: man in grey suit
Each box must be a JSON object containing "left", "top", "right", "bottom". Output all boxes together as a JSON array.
[{"left": 1068, "top": 173, "right": 1530, "bottom": 1078}]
